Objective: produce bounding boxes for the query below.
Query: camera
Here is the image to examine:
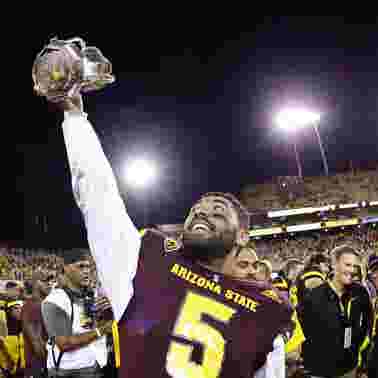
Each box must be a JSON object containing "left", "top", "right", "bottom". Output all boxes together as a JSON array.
[{"left": 82, "top": 288, "right": 96, "bottom": 328}]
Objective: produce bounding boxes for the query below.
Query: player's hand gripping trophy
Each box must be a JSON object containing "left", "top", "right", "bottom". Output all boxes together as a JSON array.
[{"left": 32, "top": 36, "right": 115, "bottom": 110}]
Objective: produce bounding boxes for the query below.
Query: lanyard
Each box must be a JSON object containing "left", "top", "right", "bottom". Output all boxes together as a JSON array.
[
  {"left": 327, "top": 280, "right": 352, "bottom": 320},
  {"left": 373, "top": 298, "right": 378, "bottom": 336}
]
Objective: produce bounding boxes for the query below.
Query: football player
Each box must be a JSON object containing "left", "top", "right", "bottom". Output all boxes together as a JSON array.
[{"left": 52, "top": 94, "right": 292, "bottom": 378}]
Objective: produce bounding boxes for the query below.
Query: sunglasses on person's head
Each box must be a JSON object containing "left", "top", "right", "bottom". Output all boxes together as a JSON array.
[
  {"left": 42, "top": 274, "right": 56, "bottom": 283},
  {"left": 5, "top": 282, "right": 19, "bottom": 289}
]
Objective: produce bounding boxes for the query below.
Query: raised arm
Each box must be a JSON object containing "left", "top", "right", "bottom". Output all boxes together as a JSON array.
[{"left": 60, "top": 96, "right": 141, "bottom": 321}]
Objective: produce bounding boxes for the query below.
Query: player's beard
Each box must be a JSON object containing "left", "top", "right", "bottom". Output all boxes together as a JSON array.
[{"left": 181, "top": 229, "right": 237, "bottom": 263}]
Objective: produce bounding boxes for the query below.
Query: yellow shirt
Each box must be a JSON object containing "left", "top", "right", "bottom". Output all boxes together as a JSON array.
[
  {"left": 285, "top": 311, "right": 305, "bottom": 354},
  {"left": 0, "top": 334, "right": 25, "bottom": 373},
  {"left": 112, "top": 321, "right": 120, "bottom": 368}
]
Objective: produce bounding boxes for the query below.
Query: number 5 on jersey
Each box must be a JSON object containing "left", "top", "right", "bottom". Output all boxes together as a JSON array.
[{"left": 166, "top": 291, "right": 236, "bottom": 378}]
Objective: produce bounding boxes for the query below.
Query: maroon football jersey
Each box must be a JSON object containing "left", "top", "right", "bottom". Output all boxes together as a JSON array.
[{"left": 117, "top": 229, "right": 292, "bottom": 378}]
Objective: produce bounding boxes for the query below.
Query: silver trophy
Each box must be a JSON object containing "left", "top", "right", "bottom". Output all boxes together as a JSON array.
[{"left": 32, "top": 36, "right": 115, "bottom": 102}]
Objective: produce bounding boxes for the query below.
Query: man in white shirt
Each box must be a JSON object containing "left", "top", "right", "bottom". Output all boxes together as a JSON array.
[{"left": 42, "top": 250, "right": 113, "bottom": 377}]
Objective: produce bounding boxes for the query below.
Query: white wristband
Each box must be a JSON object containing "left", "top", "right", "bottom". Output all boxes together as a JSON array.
[{"left": 95, "top": 328, "right": 102, "bottom": 337}]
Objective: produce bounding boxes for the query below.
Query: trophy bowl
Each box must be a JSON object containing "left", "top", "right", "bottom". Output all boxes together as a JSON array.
[{"left": 32, "top": 37, "right": 115, "bottom": 103}]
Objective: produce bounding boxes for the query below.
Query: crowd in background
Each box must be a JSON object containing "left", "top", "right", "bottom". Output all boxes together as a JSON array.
[
  {"left": 0, "top": 227, "right": 376, "bottom": 283},
  {"left": 0, "top": 168, "right": 376, "bottom": 377},
  {"left": 254, "top": 227, "right": 378, "bottom": 270},
  {"left": 0, "top": 227, "right": 376, "bottom": 377},
  {"left": 0, "top": 249, "right": 97, "bottom": 288},
  {"left": 242, "top": 167, "right": 378, "bottom": 211}
]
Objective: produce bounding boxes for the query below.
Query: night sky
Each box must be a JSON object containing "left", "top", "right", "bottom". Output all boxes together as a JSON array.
[{"left": 11, "top": 17, "right": 378, "bottom": 247}]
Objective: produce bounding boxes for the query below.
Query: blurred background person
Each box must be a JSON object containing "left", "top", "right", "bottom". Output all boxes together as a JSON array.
[
  {"left": 21, "top": 270, "right": 55, "bottom": 378},
  {"left": 0, "top": 301, "right": 25, "bottom": 377}
]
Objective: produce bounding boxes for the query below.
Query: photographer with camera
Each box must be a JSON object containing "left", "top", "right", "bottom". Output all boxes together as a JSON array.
[{"left": 41, "top": 250, "right": 112, "bottom": 377}]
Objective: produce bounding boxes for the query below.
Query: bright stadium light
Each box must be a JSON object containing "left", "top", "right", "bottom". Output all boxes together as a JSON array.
[
  {"left": 125, "top": 158, "right": 157, "bottom": 188},
  {"left": 275, "top": 106, "right": 328, "bottom": 176},
  {"left": 275, "top": 108, "right": 321, "bottom": 131}
]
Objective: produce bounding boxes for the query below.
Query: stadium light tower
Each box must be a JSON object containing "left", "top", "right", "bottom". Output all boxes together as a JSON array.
[
  {"left": 275, "top": 107, "right": 329, "bottom": 177},
  {"left": 124, "top": 158, "right": 157, "bottom": 226}
]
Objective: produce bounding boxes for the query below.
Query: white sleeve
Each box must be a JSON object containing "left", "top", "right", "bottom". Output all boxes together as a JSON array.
[
  {"left": 43, "top": 289, "right": 71, "bottom": 314},
  {"left": 61, "top": 110, "right": 142, "bottom": 321},
  {"left": 268, "top": 336, "right": 286, "bottom": 378},
  {"left": 254, "top": 336, "right": 286, "bottom": 378}
]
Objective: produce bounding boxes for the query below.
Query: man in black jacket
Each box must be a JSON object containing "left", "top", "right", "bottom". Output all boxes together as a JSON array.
[
  {"left": 301, "top": 245, "right": 372, "bottom": 378},
  {"left": 368, "top": 280, "right": 377, "bottom": 378}
]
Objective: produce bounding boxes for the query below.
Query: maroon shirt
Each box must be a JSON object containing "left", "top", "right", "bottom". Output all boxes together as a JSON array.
[
  {"left": 118, "top": 230, "right": 292, "bottom": 378},
  {"left": 21, "top": 298, "right": 47, "bottom": 376}
]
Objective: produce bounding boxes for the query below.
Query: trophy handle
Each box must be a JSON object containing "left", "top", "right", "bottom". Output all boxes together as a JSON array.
[
  {"left": 35, "top": 37, "right": 85, "bottom": 60},
  {"left": 61, "top": 37, "right": 86, "bottom": 50},
  {"left": 48, "top": 36, "right": 86, "bottom": 49}
]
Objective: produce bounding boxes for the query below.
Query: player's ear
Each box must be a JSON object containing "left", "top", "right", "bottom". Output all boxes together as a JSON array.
[{"left": 236, "top": 228, "right": 249, "bottom": 247}]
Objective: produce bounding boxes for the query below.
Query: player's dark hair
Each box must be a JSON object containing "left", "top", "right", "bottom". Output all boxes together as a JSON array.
[
  {"left": 200, "top": 192, "right": 250, "bottom": 230},
  {"left": 283, "top": 259, "right": 303, "bottom": 277},
  {"left": 306, "top": 253, "right": 329, "bottom": 270}
]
